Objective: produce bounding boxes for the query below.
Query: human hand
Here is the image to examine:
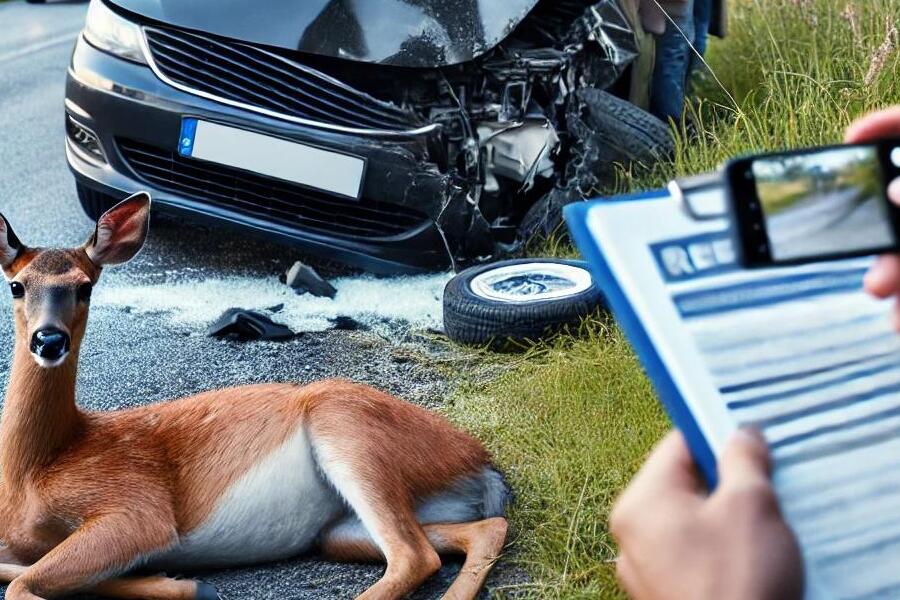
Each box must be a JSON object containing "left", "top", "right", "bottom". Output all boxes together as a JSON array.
[
  {"left": 848, "top": 108, "right": 900, "bottom": 324},
  {"left": 610, "top": 430, "right": 803, "bottom": 600}
]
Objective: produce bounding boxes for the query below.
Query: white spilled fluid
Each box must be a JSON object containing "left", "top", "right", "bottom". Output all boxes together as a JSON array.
[{"left": 95, "top": 272, "right": 452, "bottom": 334}]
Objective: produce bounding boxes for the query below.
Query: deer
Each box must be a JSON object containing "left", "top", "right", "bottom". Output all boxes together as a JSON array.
[{"left": 0, "top": 192, "right": 510, "bottom": 600}]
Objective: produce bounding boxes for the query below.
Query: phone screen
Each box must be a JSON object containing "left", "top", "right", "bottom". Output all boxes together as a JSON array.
[{"left": 751, "top": 146, "right": 894, "bottom": 261}]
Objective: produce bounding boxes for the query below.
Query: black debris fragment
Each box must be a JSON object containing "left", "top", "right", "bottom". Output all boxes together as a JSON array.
[
  {"left": 266, "top": 303, "right": 285, "bottom": 313},
  {"left": 329, "top": 316, "right": 368, "bottom": 331},
  {"left": 283, "top": 261, "right": 337, "bottom": 298},
  {"left": 207, "top": 308, "right": 295, "bottom": 341}
]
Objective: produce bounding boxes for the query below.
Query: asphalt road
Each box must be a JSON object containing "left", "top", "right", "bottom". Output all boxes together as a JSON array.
[
  {"left": 0, "top": 2, "right": 516, "bottom": 598},
  {"left": 766, "top": 188, "right": 893, "bottom": 261}
]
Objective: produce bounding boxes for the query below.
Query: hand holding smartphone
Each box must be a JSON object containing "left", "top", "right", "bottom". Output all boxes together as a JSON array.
[{"left": 725, "top": 139, "right": 900, "bottom": 267}]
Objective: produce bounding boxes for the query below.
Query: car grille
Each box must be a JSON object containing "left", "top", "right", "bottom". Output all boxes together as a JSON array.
[
  {"left": 142, "top": 27, "right": 423, "bottom": 133},
  {"left": 118, "top": 139, "right": 430, "bottom": 239}
]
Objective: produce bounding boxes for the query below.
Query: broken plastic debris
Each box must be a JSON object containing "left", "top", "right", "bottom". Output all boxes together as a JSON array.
[
  {"left": 283, "top": 261, "right": 337, "bottom": 298},
  {"left": 207, "top": 308, "right": 295, "bottom": 341},
  {"left": 563, "top": 0, "right": 641, "bottom": 90},
  {"left": 329, "top": 316, "right": 367, "bottom": 331}
]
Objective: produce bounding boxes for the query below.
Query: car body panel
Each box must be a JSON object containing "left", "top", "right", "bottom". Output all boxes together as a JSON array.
[
  {"left": 67, "top": 0, "right": 660, "bottom": 274},
  {"left": 106, "top": 0, "right": 541, "bottom": 67},
  {"left": 66, "top": 36, "right": 453, "bottom": 273}
]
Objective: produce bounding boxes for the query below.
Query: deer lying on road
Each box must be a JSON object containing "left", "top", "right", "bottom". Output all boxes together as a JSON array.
[{"left": 0, "top": 193, "right": 509, "bottom": 600}]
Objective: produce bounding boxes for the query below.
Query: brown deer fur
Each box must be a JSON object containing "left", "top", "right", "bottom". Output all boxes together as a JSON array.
[{"left": 0, "top": 193, "right": 509, "bottom": 600}]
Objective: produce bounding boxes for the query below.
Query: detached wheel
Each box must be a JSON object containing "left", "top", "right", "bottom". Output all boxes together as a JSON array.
[
  {"left": 76, "top": 184, "right": 117, "bottom": 221},
  {"left": 443, "top": 258, "right": 605, "bottom": 348}
]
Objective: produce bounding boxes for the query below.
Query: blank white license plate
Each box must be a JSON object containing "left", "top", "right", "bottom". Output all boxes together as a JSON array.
[{"left": 178, "top": 118, "right": 366, "bottom": 200}]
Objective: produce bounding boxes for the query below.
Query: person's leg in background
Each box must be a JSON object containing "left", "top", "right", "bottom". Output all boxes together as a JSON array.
[
  {"left": 692, "top": 0, "right": 713, "bottom": 69},
  {"left": 649, "top": 0, "right": 695, "bottom": 123},
  {"left": 648, "top": 0, "right": 715, "bottom": 124}
]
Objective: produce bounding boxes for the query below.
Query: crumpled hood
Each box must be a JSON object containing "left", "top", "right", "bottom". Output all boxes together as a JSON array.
[{"left": 108, "top": 0, "right": 542, "bottom": 67}]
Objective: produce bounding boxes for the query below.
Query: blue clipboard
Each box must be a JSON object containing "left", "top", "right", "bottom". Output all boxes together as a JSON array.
[{"left": 564, "top": 192, "right": 719, "bottom": 486}]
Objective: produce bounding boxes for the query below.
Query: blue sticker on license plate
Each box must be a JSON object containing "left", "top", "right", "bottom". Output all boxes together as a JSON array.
[{"left": 178, "top": 118, "right": 198, "bottom": 157}]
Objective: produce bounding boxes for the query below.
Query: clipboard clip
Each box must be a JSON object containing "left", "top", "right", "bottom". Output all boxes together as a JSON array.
[{"left": 669, "top": 171, "right": 729, "bottom": 221}]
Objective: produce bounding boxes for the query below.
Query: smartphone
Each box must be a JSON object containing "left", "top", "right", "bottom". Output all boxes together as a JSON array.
[{"left": 725, "top": 139, "right": 900, "bottom": 267}]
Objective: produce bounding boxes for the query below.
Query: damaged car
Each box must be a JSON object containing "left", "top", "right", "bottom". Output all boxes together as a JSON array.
[{"left": 66, "top": 0, "right": 675, "bottom": 274}]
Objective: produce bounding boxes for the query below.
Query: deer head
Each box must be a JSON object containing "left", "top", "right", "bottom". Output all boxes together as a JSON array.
[{"left": 0, "top": 192, "right": 151, "bottom": 368}]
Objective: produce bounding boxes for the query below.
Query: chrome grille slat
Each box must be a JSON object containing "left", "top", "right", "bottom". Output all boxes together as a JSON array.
[
  {"left": 143, "top": 27, "right": 425, "bottom": 134},
  {"left": 118, "top": 139, "right": 429, "bottom": 239},
  {"left": 151, "top": 52, "right": 315, "bottom": 125},
  {"left": 147, "top": 36, "right": 399, "bottom": 130},
  {"left": 147, "top": 29, "right": 414, "bottom": 128}
]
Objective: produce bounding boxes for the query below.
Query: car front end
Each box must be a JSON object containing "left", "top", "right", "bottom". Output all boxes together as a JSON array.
[{"left": 66, "top": 0, "right": 658, "bottom": 274}]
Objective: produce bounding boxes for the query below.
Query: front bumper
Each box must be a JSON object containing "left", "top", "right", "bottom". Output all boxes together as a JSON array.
[{"left": 65, "top": 35, "right": 461, "bottom": 274}]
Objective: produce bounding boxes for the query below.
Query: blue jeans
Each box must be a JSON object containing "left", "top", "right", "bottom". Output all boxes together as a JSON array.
[
  {"left": 693, "top": 0, "right": 713, "bottom": 57},
  {"left": 650, "top": 0, "right": 713, "bottom": 123}
]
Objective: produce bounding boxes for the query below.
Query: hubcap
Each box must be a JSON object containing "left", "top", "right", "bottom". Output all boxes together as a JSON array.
[{"left": 469, "top": 263, "right": 592, "bottom": 303}]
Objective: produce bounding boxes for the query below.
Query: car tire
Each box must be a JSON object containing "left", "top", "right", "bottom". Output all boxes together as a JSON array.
[
  {"left": 518, "top": 186, "right": 579, "bottom": 247},
  {"left": 76, "top": 184, "right": 117, "bottom": 221},
  {"left": 575, "top": 88, "right": 674, "bottom": 163},
  {"left": 443, "top": 258, "right": 605, "bottom": 348}
]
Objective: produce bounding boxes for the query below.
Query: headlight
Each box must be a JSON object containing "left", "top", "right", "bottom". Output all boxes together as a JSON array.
[{"left": 83, "top": 0, "right": 146, "bottom": 64}]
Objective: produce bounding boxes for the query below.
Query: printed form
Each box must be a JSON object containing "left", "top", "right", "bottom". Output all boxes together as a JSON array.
[{"left": 584, "top": 191, "right": 900, "bottom": 600}]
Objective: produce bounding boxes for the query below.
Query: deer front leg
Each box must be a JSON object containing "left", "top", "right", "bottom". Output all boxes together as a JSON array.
[
  {"left": 0, "top": 565, "right": 216, "bottom": 600},
  {"left": 4, "top": 513, "right": 214, "bottom": 600}
]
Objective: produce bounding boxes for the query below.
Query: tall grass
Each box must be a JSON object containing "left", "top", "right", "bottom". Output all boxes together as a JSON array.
[
  {"left": 448, "top": 1, "right": 899, "bottom": 598},
  {"left": 677, "top": 0, "right": 900, "bottom": 174},
  {"left": 608, "top": 0, "right": 900, "bottom": 195}
]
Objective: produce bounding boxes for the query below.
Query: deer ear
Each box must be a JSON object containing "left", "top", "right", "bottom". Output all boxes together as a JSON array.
[
  {"left": 85, "top": 191, "right": 151, "bottom": 266},
  {"left": 0, "top": 212, "right": 23, "bottom": 271}
]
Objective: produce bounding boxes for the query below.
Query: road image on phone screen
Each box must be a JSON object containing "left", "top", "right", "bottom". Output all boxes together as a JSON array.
[{"left": 752, "top": 146, "right": 894, "bottom": 261}]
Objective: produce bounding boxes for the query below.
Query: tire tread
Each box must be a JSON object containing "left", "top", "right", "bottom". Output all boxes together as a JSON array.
[{"left": 443, "top": 259, "right": 605, "bottom": 349}]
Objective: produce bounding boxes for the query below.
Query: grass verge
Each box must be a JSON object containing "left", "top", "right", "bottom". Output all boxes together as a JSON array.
[
  {"left": 445, "top": 320, "right": 666, "bottom": 598},
  {"left": 447, "top": 1, "right": 899, "bottom": 598}
]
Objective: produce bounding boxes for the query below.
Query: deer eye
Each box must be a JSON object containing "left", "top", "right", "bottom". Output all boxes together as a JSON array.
[
  {"left": 76, "top": 283, "right": 93, "bottom": 302},
  {"left": 9, "top": 282, "right": 23, "bottom": 299}
]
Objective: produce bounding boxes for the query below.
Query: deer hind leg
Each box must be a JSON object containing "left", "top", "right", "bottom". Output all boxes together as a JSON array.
[
  {"left": 321, "top": 517, "right": 507, "bottom": 600},
  {"left": 312, "top": 456, "right": 441, "bottom": 599},
  {"left": 425, "top": 518, "right": 508, "bottom": 600},
  {"left": 306, "top": 383, "right": 509, "bottom": 599},
  {"left": 317, "top": 495, "right": 440, "bottom": 600},
  {"left": 320, "top": 467, "right": 510, "bottom": 600}
]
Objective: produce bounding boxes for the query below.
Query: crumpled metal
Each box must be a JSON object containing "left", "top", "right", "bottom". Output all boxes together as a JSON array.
[
  {"left": 514, "top": 84, "right": 675, "bottom": 249},
  {"left": 564, "top": 0, "right": 641, "bottom": 91}
]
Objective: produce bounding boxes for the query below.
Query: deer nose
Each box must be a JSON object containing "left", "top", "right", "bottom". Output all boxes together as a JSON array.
[{"left": 30, "top": 328, "right": 70, "bottom": 361}]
